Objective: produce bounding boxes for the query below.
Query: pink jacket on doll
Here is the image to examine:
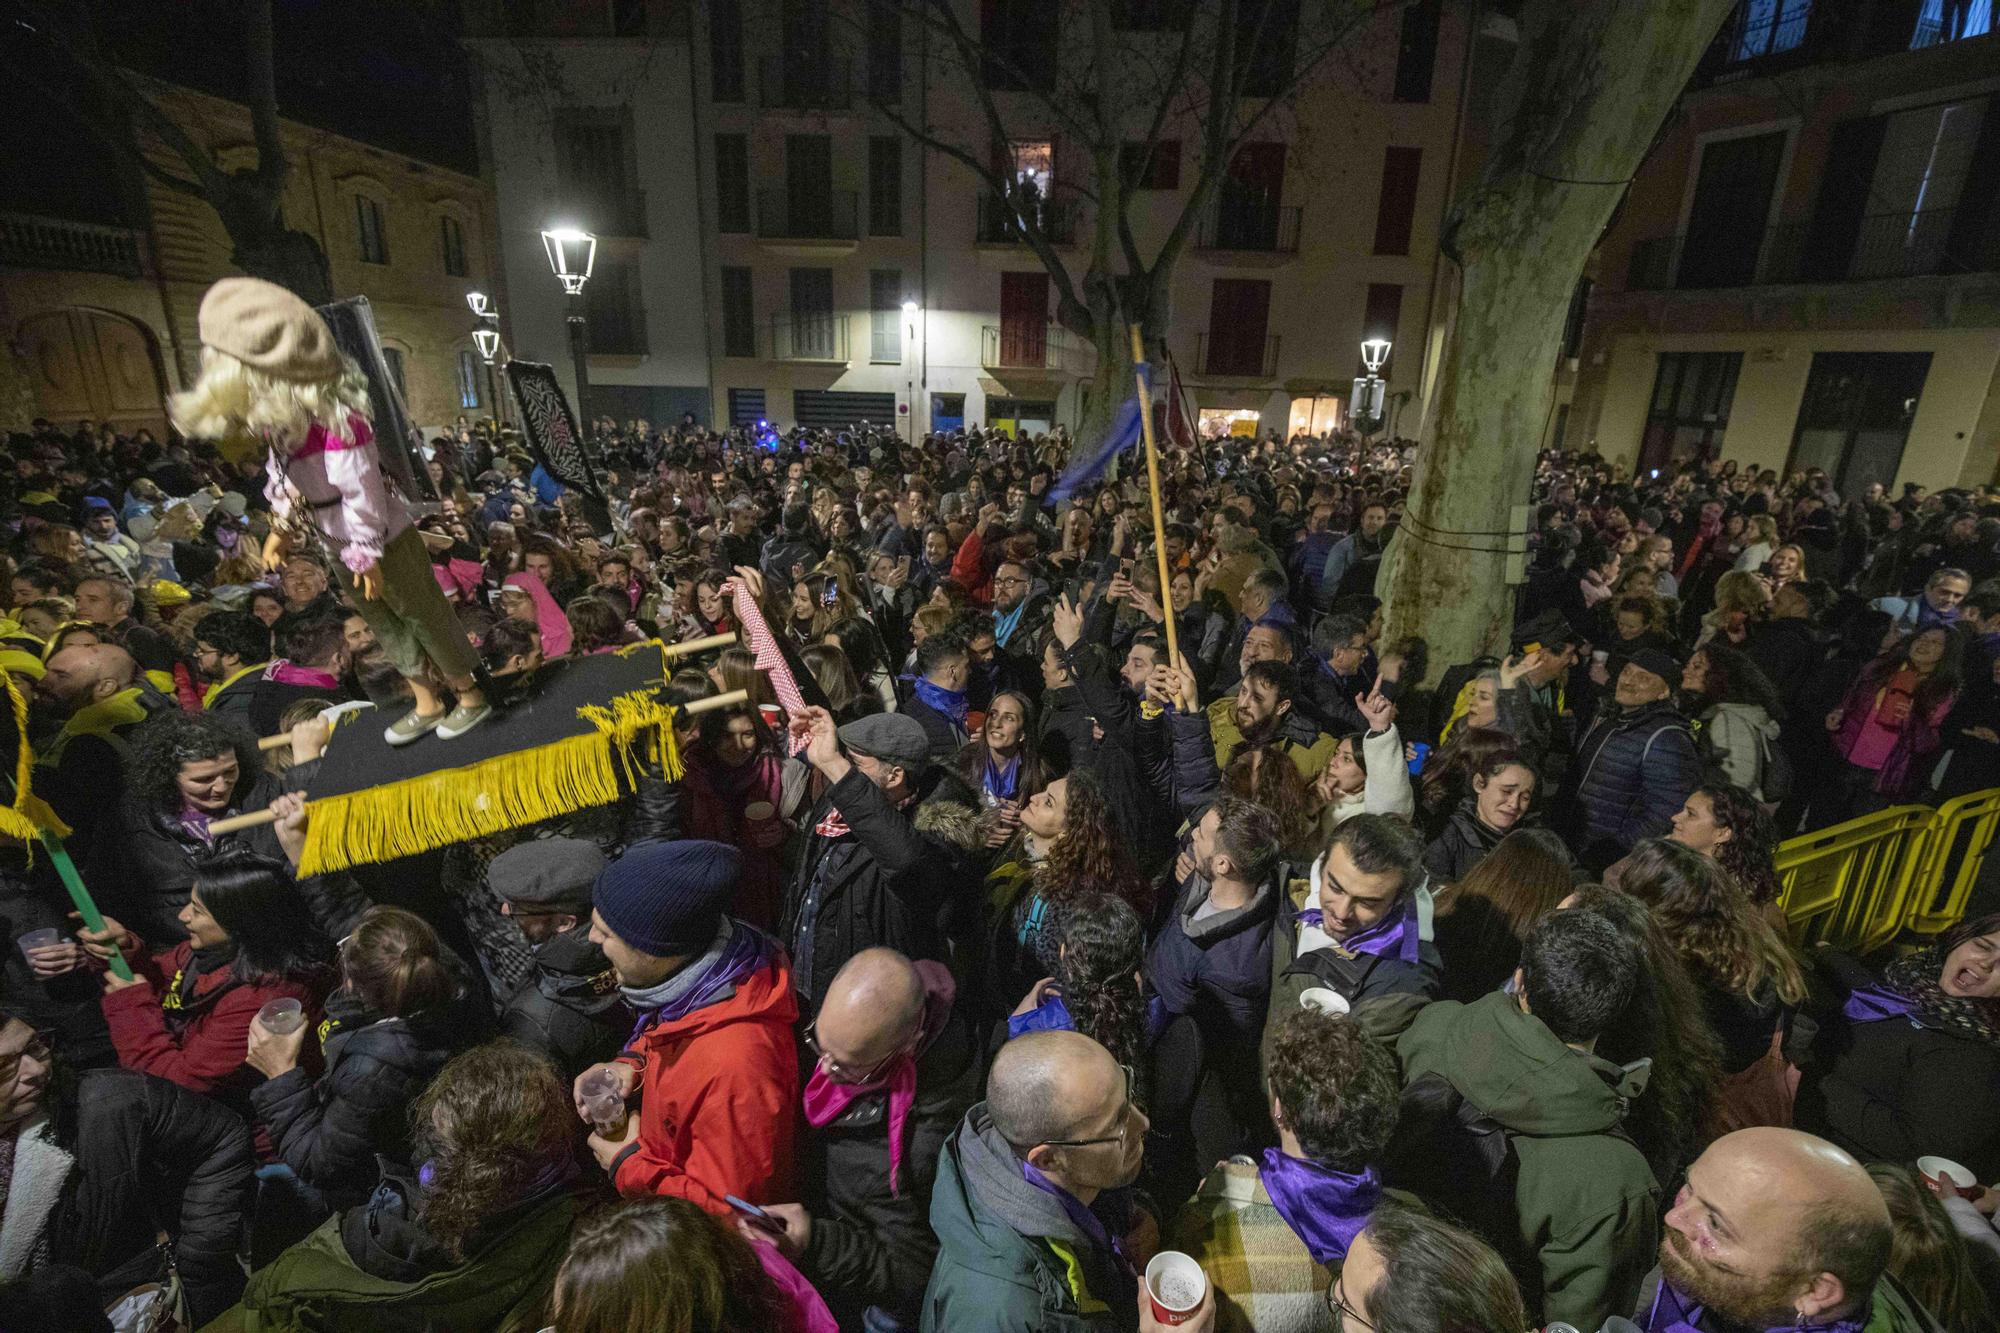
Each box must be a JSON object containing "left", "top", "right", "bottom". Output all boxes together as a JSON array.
[{"left": 265, "top": 413, "right": 410, "bottom": 574}]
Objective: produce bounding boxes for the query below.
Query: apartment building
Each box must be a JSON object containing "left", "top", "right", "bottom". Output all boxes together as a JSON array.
[
  {"left": 1, "top": 79, "right": 499, "bottom": 437},
  {"left": 466, "top": 0, "right": 1489, "bottom": 438},
  {"left": 1554, "top": 0, "right": 2000, "bottom": 494}
]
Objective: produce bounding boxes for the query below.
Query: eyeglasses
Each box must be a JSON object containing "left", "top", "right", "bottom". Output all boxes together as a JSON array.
[
  {"left": 1325, "top": 1275, "right": 1373, "bottom": 1330},
  {"left": 993, "top": 576, "right": 1028, "bottom": 587},
  {"left": 803, "top": 1020, "right": 910, "bottom": 1085},
  {"left": 1031, "top": 1064, "right": 1142, "bottom": 1150}
]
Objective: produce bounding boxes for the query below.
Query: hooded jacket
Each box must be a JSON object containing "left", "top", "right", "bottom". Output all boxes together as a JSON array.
[
  {"left": 1148, "top": 869, "right": 1279, "bottom": 1057},
  {"left": 495, "top": 925, "right": 629, "bottom": 1082},
  {"left": 921, "top": 1104, "right": 1138, "bottom": 1332},
  {"left": 610, "top": 950, "right": 800, "bottom": 1214},
  {"left": 1699, "top": 700, "right": 1780, "bottom": 796},
  {"left": 1393, "top": 991, "right": 1661, "bottom": 1330}
]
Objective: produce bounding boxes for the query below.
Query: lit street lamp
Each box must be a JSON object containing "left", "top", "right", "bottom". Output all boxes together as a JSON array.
[
  {"left": 540, "top": 227, "right": 597, "bottom": 439},
  {"left": 1353, "top": 338, "right": 1391, "bottom": 439},
  {"left": 467, "top": 293, "right": 503, "bottom": 424},
  {"left": 466, "top": 291, "right": 492, "bottom": 319}
]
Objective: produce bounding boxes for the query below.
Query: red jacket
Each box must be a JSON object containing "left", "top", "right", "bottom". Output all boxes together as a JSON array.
[
  {"left": 951, "top": 527, "right": 994, "bottom": 608},
  {"left": 611, "top": 953, "right": 799, "bottom": 1215},
  {"left": 101, "top": 937, "right": 321, "bottom": 1103}
]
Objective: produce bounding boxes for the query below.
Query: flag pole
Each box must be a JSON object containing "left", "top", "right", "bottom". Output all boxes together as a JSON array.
[{"left": 1128, "top": 324, "right": 1181, "bottom": 675}]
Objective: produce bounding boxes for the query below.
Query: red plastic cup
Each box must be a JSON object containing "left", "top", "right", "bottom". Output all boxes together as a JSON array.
[
  {"left": 1144, "top": 1251, "right": 1206, "bottom": 1325},
  {"left": 758, "top": 703, "right": 784, "bottom": 731},
  {"left": 1918, "top": 1155, "right": 1977, "bottom": 1199}
]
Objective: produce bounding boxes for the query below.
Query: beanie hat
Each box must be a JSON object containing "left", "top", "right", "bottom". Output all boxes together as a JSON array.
[
  {"left": 592, "top": 838, "right": 742, "bottom": 957},
  {"left": 196, "top": 277, "right": 343, "bottom": 383}
]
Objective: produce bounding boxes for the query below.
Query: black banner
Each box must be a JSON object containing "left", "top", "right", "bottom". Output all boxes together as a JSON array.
[{"left": 313, "top": 296, "right": 434, "bottom": 501}]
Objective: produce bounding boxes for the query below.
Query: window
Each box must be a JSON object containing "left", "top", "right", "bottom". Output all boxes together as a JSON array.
[
  {"left": 1912, "top": 0, "right": 1993, "bottom": 48},
  {"left": 870, "top": 136, "right": 903, "bottom": 237},
  {"left": 721, "top": 266, "right": 756, "bottom": 358},
  {"left": 439, "top": 215, "right": 467, "bottom": 277},
  {"left": 710, "top": 0, "right": 745, "bottom": 101},
  {"left": 1120, "top": 140, "right": 1181, "bottom": 190},
  {"left": 868, "top": 4, "right": 902, "bottom": 104},
  {"left": 1726, "top": 0, "right": 1812, "bottom": 63},
  {"left": 457, "top": 350, "right": 481, "bottom": 410},
  {"left": 728, "top": 387, "right": 766, "bottom": 426},
  {"left": 871, "top": 270, "right": 902, "bottom": 363},
  {"left": 1857, "top": 97, "right": 1986, "bottom": 278},
  {"left": 1640, "top": 351, "right": 1742, "bottom": 475},
  {"left": 556, "top": 111, "right": 640, "bottom": 236},
  {"left": 1235, "top": 0, "right": 1299, "bottom": 98},
  {"left": 789, "top": 267, "right": 837, "bottom": 361},
  {"left": 382, "top": 346, "right": 406, "bottom": 398},
  {"left": 1788, "top": 352, "right": 1933, "bottom": 496},
  {"left": 1361, "top": 283, "right": 1403, "bottom": 374},
  {"left": 584, "top": 257, "right": 645, "bottom": 355},
  {"left": 715, "top": 134, "right": 750, "bottom": 233},
  {"left": 1393, "top": 0, "right": 1441, "bottom": 103},
  {"left": 981, "top": 0, "right": 1059, "bottom": 91},
  {"left": 354, "top": 195, "right": 389, "bottom": 265},
  {"left": 1372, "top": 146, "right": 1422, "bottom": 255},
  {"left": 1676, "top": 130, "right": 1787, "bottom": 288},
  {"left": 1203, "top": 278, "right": 1272, "bottom": 376}
]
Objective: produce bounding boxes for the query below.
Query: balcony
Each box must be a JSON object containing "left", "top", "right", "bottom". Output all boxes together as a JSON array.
[
  {"left": 981, "top": 322, "right": 1077, "bottom": 373},
  {"left": 1626, "top": 207, "right": 1971, "bottom": 292},
  {"left": 769, "top": 313, "right": 850, "bottom": 363},
  {"left": 1195, "top": 332, "right": 1280, "bottom": 378},
  {"left": 975, "top": 195, "right": 1081, "bottom": 247},
  {"left": 0, "top": 212, "right": 145, "bottom": 277},
  {"left": 756, "top": 188, "right": 859, "bottom": 243},
  {"left": 760, "top": 55, "right": 852, "bottom": 112},
  {"left": 1194, "top": 202, "right": 1302, "bottom": 255}
]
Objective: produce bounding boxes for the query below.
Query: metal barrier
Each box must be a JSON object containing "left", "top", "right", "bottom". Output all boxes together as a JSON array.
[{"left": 1902, "top": 789, "right": 2000, "bottom": 938}]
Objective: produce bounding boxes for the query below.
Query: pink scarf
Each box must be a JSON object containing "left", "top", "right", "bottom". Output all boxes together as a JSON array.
[
  {"left": 502, "top": 570, "right": 572, "bottom": 657},
  {"left": 801, "top": 961, "right": 955, "bottom": 1196}
]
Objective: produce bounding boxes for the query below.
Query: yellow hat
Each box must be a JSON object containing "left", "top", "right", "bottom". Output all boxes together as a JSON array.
[{"left": 150, "top": 580, "right": 192, "bottom": 609}]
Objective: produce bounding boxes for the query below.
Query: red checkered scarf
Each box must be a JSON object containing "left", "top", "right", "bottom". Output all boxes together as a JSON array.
[{"left": 732, "top": 582, "right": 808, "bottom": 754}]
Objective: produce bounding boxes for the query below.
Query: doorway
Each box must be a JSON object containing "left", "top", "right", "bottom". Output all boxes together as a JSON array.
[
  {"left": 1677, "top": 130, "right": 1786, "bottom": 288},
  {"left": 1787, "top": 352, "right": 1933, "bottom": 497},
  {"left": 17, "top": 306, "right": 169, "bottom": 439}
]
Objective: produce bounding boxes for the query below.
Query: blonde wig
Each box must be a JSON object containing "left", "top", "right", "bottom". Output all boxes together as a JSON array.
[{"left": 169, "top": 345, "right": 374, "bottom": 449}]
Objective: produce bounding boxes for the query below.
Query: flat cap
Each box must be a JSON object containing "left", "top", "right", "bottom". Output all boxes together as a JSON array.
[
  {"left": 487, "top": 836, "right": 606, "bottom": 909},
  {"left": 197, "top": 277, "right": 344, "bottom": 383},
  {"left": 838, "top": 711, "right": 930, "bottom": 771}
]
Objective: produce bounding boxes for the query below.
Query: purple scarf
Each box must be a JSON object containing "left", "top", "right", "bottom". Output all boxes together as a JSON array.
[
  {"left": 1642, "top": 1279, "right": 1866, "bottom": 1333},
  {"left": 1298, "top": 897, "right": 1420, "bottom": 964},
  {"left": 1021, "top": 1160, "right": 1134, "bottom": 1276},
  {"left": 626, "top": 922, "right": 773, "bottom": 1043},
  {"left": 1258, "top": 1150, "right": 1381, "bottom": 1266},
  {"left": 1842, "top": 984, "right": 1917, "bottom": 1024}
]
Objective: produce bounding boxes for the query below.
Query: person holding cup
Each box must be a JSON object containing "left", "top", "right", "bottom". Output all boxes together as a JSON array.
[{"left": 681, "top": 703, "right": 789, "bottom": 930}]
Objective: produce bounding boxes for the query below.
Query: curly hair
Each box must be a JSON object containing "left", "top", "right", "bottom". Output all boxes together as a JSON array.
[
  {"left": 1620, "top": 838, "right": 1806, "bottom": 1006},
  {"left": 1038, "top": 768, "right": 1149, "bottom": 918},
  {"left": 1047, "top": 892, "right": 1148, "bottom": 1073},
  {"left": 168, "top": 344, "right": 373, "bottom": 444},
  {"left": 131, "top": 710, "right": 262, "bottom": 811},
  {"left": 1223, "top": 746, "right": 1316, "bottom": 853},
  {"left": 1266, "top": 1009, "right": 1400, "bottom": 1172},
  {"left": 412, "top": 1042, "right": 576, "bottom": 1260},
  {"left": 1695, "top": 782, "right": 1782, "bottom": 905}
]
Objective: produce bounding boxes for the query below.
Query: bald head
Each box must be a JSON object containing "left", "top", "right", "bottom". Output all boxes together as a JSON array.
[
  {"left": 815, "top": 948, "right": 926, "bottom": 1075},
  {"left": 988, "top": 1030, "right": 1120, "bottom": 1152},
  {"left": 37, "top": 643, "right": 138, "bottom": 716}
]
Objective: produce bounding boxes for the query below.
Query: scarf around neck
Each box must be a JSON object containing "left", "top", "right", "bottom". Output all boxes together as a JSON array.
[
  {"left": 1641, "top": 1277, "right": 1866, "bottom": 1333},
  {"left": 904, "top": 673, "right": 968, "bottom": 727},
  {"left": 42, "top": 686, "right": 149, "bottom": 766},
  {"left": 1297, "top": 855, "right": 1432, "bottom": 965},
  {"left": 992, "top": 597, "right": 1029, "bottom": 647},
  {"left": 623, "top": 919, "right": 771, "bottom": 1041},
  {"left": 1846, "top": 946, "right": 2000, "bottom": 1046},
  {"left": 801, "top": 961, "right": 955, "bottom": 1197},
  {"left": 1257, "top": 1150, "right": 1381, "bottom": 1266}
]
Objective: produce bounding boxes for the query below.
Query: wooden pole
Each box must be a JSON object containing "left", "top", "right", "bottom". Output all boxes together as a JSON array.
[{"left": 1129, "top": 324, "right": 1181, "bottom": 674}]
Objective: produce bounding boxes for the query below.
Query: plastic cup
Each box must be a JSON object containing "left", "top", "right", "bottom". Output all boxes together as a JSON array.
[
  {"left": 1299, "top": 986, "right": 1351, "bottom": 1017},
  {"left": 16, "top": 928, "right": 61, "bottom": 960},
  {"left": 757, "top": 704, "right": 784, "bottom": 732},
  {"left": 1144, "top": 1251, "right": 1206, "bottom": 1326},
  {"left": 256, "top": 998, "right": 305, "bottom": 1035},
  {"left": 1917, "top": 1155, "right": 1977, "bottom": 1198},
  {"left": 579, "top": 1068, "right": 628, "bottom": 1136}
]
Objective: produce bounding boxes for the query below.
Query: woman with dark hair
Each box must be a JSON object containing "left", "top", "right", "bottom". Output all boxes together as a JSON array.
[
  {"left": 1332, "top": 1199, "right": 1529, "bottom": 1333},
  {"left": 823, "top": 614, "right": 897, "bottom": 713},
  {"left": 553, "top": 1196, "right": 835, "bottom": 1333},
  {"left": 1429, "top": 828, "right": 1573, "bottom": 1005},
  {"left": 681, "top": 568, "right": 737, "bottom": 642},
  {"left": 1826, "top": 623, "right": 1965, "bottom": 818},
  {"left": 1865, "top": 1162, "right": 1994, "bottom": 1333},
  {"left": 246, "top": 905, "right": 468, "bottom": 1211},
  {"left": 215, "top": 1042, "right": 598, "bottom": 1331},
  {"left": 683, "top": 706, "right": 788, "bottom": 928},
  {"left": 1563, "top": 885, "right": 1726, "bottom": 1184},
  {"left": 248, "top": 586, "right": 287, "bottom": 627},
  {"left": 1667, "top": 781, "right": 1783, "bottom": 908},
  {"left": 1618, "top": 837, "right": 1807, "bottom": 1129},
  {"left": 1005, "top": 890, "right": 1151, "bottom": 1074},
  {"left": 1416, "top": 726, "right": 1518, "bottom": 842},
  {"left": 1221, "top": 746, "right": 1317, "bottom": 860},
  {"left": 110, "top": 709, "right": 292, "bottom": 942},
  {"left": 564, "top": 594, "right": 629, "bottom": 654},
  {"left": 954, "top": 689, "right": 1046, "bottom": 848},
  {"left": 1422, "top": 751, "right": 1541, "bottom": 883},
  {"left": 519, "top": 535, "right": 585, "bottom": 606},
  {"left": 1796, "top": 912, "right": 2000, "bottom": 1180},
  {"left": 1680, "top": 642, "right": 1784, "bottom": 797}
]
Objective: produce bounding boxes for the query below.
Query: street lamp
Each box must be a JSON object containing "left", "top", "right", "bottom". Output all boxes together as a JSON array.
[
  {"left": 467, "top": 293, "right": 503, "bottom": 423},
  {"left": 540, "top": 227, "right": 597, "bottom": 436},
  {"left": 466, "top": 291, "right": 491, "bottom": 319},
  {"left": 902, "top": 300, "right": 920, "bottom": 444},
  {"left": 1353, "top": 338, "right": 1391, "bottom": 439}
]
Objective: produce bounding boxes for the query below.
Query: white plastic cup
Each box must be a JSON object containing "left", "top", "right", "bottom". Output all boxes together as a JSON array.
[
  {"left": 255, "top": 997, "right": 305, "bottom": 1035},
  {"left": 16, "top": 928, "right": 60, "bottom": 960},
  {"left": 1917, "top": 1155, "right": 1977, "bottom": 1199},
  {"left": 1592, "top": 649, "right": 1610, "bottom": 666},
  {"left": 1299, "top": 986, "right": 1350, "bottom": 1017},
  {"left": 1144, "top": 1251, "right": 1206, "bottom": 1326}
]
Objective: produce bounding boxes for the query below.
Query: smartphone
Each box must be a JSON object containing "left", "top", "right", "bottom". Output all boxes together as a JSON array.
[{"left": 726, "top": 1194, "right": 783, "bottom": 1234}]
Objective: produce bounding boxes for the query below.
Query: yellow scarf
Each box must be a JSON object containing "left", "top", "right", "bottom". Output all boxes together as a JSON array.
[
  {"left": 40, "top": 686, "right": 150, "bottom": 768},
  {"left": 203, "top": 661, "right": 270, "bottom": 708}
]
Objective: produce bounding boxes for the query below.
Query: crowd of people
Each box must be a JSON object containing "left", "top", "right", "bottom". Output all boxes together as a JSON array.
[{"left": 1, "top": 402, "right": 1999, "bottom": 1333}]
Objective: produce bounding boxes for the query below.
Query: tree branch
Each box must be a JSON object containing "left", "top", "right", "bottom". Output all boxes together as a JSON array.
[{"left": 241, "top": 0, "right": 290, "bottom": 198}]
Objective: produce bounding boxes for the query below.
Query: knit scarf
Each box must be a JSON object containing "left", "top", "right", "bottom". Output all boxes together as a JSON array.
[
  {"left": 992, "top": 598, "right": 1029, "bottom": 648},
  {"left": 1297, "top": 856, "right": 1432, "bottom": 965},
  {"left": 903, "top": 673, "right": 968, "bottom": 727},
  {"left": 40, "top": 687, "right": 148, "bottom": 767},
  {"left": 1846, "top": 946, "right": 2000, "bottom": 1047},
  {"left": 624, "top": 920, "right": 772, "bottom": 1041},
  {"left": 265, "top": 660, "right": 341, "bottom": 690},
  {"left": 801, "top": 962, "right": 954, "bottom": 1197},
  {"left": 1257, "top": 1151, "right": 1381, "bottom": 1266},
  {"left": 1640, "top": 1278, "right": 1866, "bottom": 1333}
]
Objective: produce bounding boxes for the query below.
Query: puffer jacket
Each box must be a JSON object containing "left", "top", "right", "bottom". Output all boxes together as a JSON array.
[
  {"left": 1567, "top": 699, "right": 1701, "bottom": 871},
  {"left": 105, "top": 768, "right": 298, "bottom": 944},
  {"left": 1422, "top": 800, "right": 1504, "bottom": 884},
  {"left": 495, "top": 925, "right": 629, "bottom": 1083}
]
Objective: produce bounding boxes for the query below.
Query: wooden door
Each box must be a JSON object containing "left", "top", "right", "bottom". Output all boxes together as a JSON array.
[
  {"left": 19, "top": 307, "right": 168, "bottom": 438},
  {"left": 998, "top": 271, "right": 1049, "bottom": 367}
]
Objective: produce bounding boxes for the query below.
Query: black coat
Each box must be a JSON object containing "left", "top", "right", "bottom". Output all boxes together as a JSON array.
[
  {"left": 899, "top": 690, "right": 969, "bottom": 765},
  {"left": 1744, "top": 618, "right": 1824, "bottom": 708},
  {"left": 107, "top": 770, "right": 295, "bottom": 943},
  {"left": 799, "top": 1000, "right": 984, "bottom": 1326},
  {"left": 250, "top": 999, "right": 465, "bottom": 1208},
  {"left": 29, "top": 1067, "right": 255, "bottom": 1325},
  {"left": 1424, "top": 801, "right": 1504, "bottom": 885},
  {"left": 780, "top": 766, "right": 984, "bottom": 1009},
  {"left": 496, "top": 926, "right": 630, "bottom": 1082}
]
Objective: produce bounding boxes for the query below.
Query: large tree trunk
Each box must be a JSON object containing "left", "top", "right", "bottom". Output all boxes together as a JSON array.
[
  {"left": 1379, "top": 0, "right": 1734, "bottom": 671},
  {"left": 229, "top": 220, "right": 334, "bottom": 305}
]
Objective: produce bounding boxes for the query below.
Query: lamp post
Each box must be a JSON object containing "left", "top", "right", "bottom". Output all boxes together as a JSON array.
[
  {"left": 466, "top": 292, "right": 504, "bottom": 426},
  {"left": 540, "top": 227, "right": 597, "bottom": 440},
  {"left": 902, "top": 299, "right": 920, "bottom": 445},
  {"left": 1353, "top": 337, "right": 1392, "bottom": 440}
]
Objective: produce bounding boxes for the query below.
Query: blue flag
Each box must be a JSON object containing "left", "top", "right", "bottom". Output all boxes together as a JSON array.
[{"left": 1047, "top": 371, "right": 1148, "bottom": 506}]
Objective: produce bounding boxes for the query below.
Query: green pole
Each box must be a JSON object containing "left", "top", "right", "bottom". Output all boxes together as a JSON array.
[{"left": 2, "top": 774, "right": 132, "bottom": 980}]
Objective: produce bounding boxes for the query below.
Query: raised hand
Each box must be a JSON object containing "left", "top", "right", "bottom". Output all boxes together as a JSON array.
[
  {"left": 1355, "top": 681, "right": 1397, "bottom": 734},
  {"left": 1052, "top": 593, "right": 1083, "bottom": 649}
]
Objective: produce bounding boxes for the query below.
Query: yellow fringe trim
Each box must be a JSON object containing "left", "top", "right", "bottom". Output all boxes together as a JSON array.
[
  {"left": 297, "top": 688, "right": 682, "bottom": 876},
  {"left": 0, "top": 669, "right": 71, "bottom": 851}
]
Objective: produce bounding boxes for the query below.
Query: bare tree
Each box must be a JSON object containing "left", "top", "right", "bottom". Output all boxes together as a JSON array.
[
  {"left": 838, "top": 0, "right": 1400, "bottom": 446},
  {"left": 1376, "top": 0, "right": 1735, "bottom": 667},
  {"left": 5, "top": 0, "right": 333, "bottom": 302}
]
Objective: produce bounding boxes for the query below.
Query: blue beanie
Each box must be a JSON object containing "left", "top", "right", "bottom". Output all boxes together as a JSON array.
[{"left": 592, "top": 838, "right": 742, "bottom": 957}]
